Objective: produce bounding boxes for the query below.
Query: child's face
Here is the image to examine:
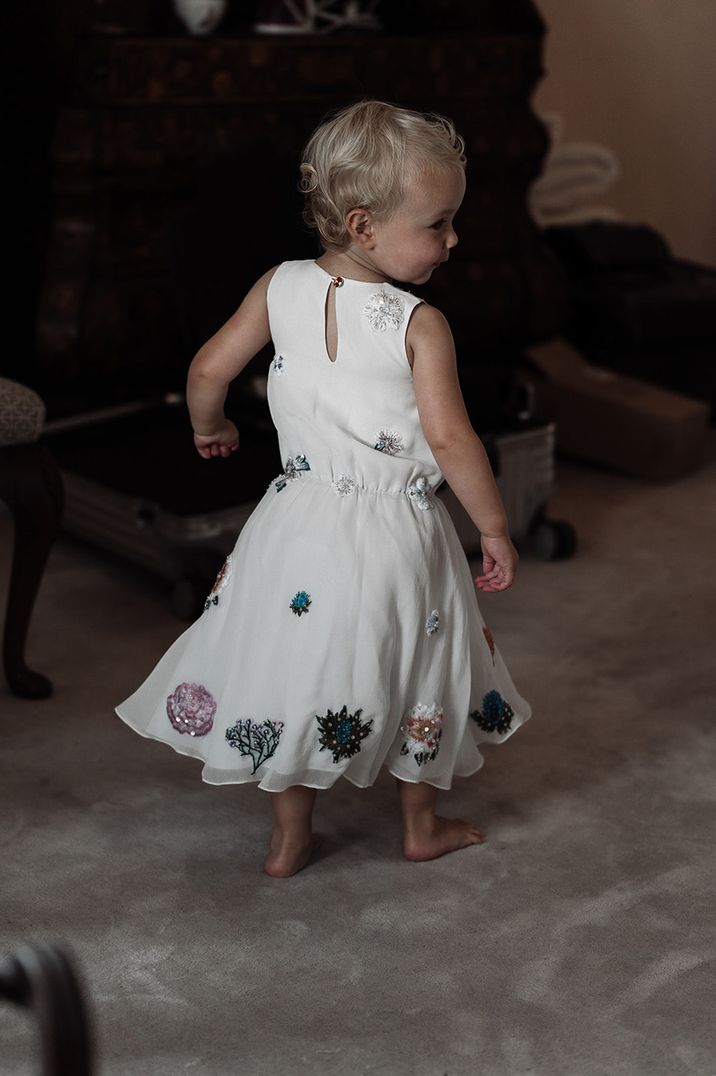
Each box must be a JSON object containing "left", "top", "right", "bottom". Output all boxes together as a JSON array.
[{"left": 368, "top": 167, "right": 465, "bottom": 285}]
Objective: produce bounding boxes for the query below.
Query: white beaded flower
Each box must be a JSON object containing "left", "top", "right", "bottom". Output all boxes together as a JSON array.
[
  {"left": 407, "top": 476, "right": 433, "bottom": 510},
  {"left": 425, "top": 609, "right": 440, "bottom": 636},
  {"left": 374, "top": 428, "right": 405, "bottom": 455},
  {"left": 331, "top": 474, "right": 357, "bottom": 496},
  {"left": 272, "top": 354, "right": 285, "bottom": 376},
  {"left": 363, "top": 290, "right": 405, "bottom": 331}
]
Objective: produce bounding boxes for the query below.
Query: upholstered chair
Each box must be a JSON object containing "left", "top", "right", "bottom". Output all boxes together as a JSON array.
[{"left": 0, "top": 378, "right": 64, "bottom": 698}]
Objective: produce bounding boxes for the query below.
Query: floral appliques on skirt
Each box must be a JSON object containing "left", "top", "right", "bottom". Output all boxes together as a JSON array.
[
  {"left": 226, "top": 718, "right": 284, "bottom": 774},
  {"left": 374, "top": 428, "right": 404, "bottom": 455},
  {"left": 316, "top": 705, "right": 373, "bottom": 763},
  {"left": 290, "top": 590, "right": 312, "bottom": 616},
  {"left": 400, "top": 702, "right": 444, "bottom": 766},
  {"left": 205, "top": 554, "right": 232, "bottom": 611},
  {"left": 407, "top": 476, "right": 433, "bottom": 510},
  {"left": 331, "top": 474, "right": 356, "bottom": 496},
  {"left": 364, "top": 290, "right": 405, "bottom": 332},
  {"left": 425, "top": 609, "right": 440, "bottom": 636},
  {"left": 483, "top": 626, "right": 496, "bottom": 664},
  {"left": 470, "top": 690, "right": 514, "bottom": 735},
  {"left": 166, "top": 682, "right": 216, "bottom": 737},
  {"left": 272, "top": 354, "right": 285, "bottom": 376},
  {"left": 272, "top": 453, "right": 310, "bottom": 492}
]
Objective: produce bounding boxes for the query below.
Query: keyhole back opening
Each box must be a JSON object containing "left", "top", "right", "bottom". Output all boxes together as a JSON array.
[{"left": 323, "top": 277, "right": 342, "bottom": 364}]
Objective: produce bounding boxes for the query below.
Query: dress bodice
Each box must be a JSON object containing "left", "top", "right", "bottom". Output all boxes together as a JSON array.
[{"left": 265, "top": 260, "right": 444, "bottom": 497}]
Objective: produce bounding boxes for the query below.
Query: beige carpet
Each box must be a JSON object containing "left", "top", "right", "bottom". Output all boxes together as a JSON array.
[{"left": 2, "top": 448, "right": 715, "bottom": 1075}]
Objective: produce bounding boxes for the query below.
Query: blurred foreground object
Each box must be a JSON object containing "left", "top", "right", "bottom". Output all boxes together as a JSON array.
[
  {"left": 0, "top": 379, "right": 64, "bottom": 698},
  {"left": 0, "top": 940, "right": 94, "bottom": 1076}
]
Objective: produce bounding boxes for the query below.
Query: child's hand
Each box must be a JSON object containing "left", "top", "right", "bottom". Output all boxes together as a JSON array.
[
  {"left": 193, "top": 420, "right": 240, "bottom": 459},
  {"left": 475, "top": 533, "right": 518, "bottom": 592}
]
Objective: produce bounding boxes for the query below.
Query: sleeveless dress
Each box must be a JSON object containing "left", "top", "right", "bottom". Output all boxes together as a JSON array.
[{"left": 114, "top": 260, "right": 531, "bottom": 792}]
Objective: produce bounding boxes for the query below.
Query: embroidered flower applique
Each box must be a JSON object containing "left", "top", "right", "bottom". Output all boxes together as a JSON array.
[
  {"left": 470, "top": 690, "right": 514, "bottom": 735},
  {"left": 400, "top": 702, "right": 444, "bottom": 766},
  {"left": 316, "top": 705, "right": 373, "bottom": 763},
  {"left": 331, "top": 474, "right": 356, "bottom": 496},
  {"left": 272, "top": 354, "right": 285, "bottom": 376},
  {"left": 166, "top": 682, "right": 216, "bottom": 737},
  {"left": 290, "top": 590, "right": 312, "bottom": 616},
  {"left": 271, "top": 453, "right": 311, "bottom": 492},
  {"left": 225, "top": 718, "right": 284, "bottom": 774},
  {"left": 425, "top": 609, "right": 440, "bottom": 636},
  {"left": 407, "top": 476, "right": 433, "bottom": 511},
  {"left": 374, "top": 428, "right": 405, "bottom": 455},
  {"left": 483, "top": 625, "right": 496, "bottom": 664},
  {"left": 204, "top": 554, "right": 232, "bottom": 611},
  {"left": 364, "top": 290, "right": 405, "bottom": 332}
]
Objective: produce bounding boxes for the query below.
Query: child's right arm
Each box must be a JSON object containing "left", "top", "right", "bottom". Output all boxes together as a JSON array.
[
  {"left": 408, "top": 303, "right": 518, "bottom": 592},
  {"left": 187, "top": 266, "right": 278, "bottom": 459}
]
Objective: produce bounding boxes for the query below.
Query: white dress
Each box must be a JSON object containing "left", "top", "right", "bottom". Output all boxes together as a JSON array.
[{"left": 115, "top": 260, "right": 531, "bottom": 792}]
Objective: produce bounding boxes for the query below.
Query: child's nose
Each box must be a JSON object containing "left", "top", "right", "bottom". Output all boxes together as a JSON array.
[{"left": 446, "top": 227, "right": 458, "bottom": 249}]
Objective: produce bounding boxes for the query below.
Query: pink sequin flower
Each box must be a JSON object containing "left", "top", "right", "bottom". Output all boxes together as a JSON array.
[{"left": 166, "top": 682, "right": 216, "bottom": 736}]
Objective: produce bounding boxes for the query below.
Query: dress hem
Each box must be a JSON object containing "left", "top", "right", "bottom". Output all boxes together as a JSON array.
[{"left": 114, "top": 706, "right": 487, "bottom": 793}]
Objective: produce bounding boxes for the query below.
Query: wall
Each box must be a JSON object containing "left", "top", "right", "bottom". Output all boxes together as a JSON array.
[{"left": 532, "top": 0, "right": 716, "bottom": 265}]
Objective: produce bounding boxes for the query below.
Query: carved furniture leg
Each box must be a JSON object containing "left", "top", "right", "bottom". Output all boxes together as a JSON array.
[{"left": 0, "top": 442, "right": 64, "bottom": 698}]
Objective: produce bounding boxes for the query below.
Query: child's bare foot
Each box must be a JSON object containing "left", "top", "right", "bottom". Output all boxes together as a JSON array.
[
  {"left": 263, "top": 832, "right": 323, "bottom": 878},
  {"left": 403, "top": 816, "right": 486, "bottom": 862}
]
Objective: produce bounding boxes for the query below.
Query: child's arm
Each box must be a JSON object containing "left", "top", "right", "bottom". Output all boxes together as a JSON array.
[
  {"left": 187, "top": 266, "right": 278, "bottom": 459},
  {"left": 408, "top": 303, "right": 518, "bottom": 592}
]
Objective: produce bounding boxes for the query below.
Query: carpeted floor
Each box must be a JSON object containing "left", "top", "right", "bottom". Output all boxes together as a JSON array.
[{"left": 2, "top": 450, "right": 715, "bottom": 1076}]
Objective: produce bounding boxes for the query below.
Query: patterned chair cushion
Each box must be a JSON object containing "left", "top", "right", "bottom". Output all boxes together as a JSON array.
[{"left": 0, "top": 377, "right": 46, "bottom": 446}]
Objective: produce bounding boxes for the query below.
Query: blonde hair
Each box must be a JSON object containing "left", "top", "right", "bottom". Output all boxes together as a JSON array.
[{"left": 299, "top": 100, "right": 466, "bottom": 250}]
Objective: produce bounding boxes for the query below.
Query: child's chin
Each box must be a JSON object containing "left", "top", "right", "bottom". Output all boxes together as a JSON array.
[{"left": 404, "top": 268, "right": 434, "bottom": 285}]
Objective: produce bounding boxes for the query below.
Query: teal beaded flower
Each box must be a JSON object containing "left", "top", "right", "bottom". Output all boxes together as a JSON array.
[
  {"left": 470, "top": 690, "right": 514, "bottom": 735},
  {"left": 225, "top": 718, "right": 284, "bottom": 774},
  {"left": 316, "top": 705, "right": 373, "bottom": 763},
  {"left": 290, "top": 590, "right": 312, "bottom": 616}
]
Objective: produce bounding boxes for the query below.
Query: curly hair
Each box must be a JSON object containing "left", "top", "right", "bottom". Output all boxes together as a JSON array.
[{"left": 299, "top": 100, "right": 466, "bottom": 250}]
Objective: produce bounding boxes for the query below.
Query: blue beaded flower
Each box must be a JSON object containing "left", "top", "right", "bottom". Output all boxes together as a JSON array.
[
  {"left": 470, "top": 690, "right": 514, "bottom": 735},
  {"left": 316, "top": 705, "right": 373, "bottom": 763},
  {"left": 290, "top": 590, "right": 312, "bottom": 616}
]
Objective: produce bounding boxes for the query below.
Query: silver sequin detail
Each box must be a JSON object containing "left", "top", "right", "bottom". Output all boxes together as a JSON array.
[
  {"left": 364, "top": 290, "right": 405, "bottom": 331},
  {"left": 332, "top": 474, "right": 357, "bottom": 497},
  {"left": 425, "top": 609, "right": 440, "bottom": 636},
  {"left": 273, "top": 354, "right": 285, "bottom": 376},
  {"left": 271, "top": 453, "right": 310, "bottom": 492},
  {"left": 407, "top": 476, "right": 433, "bottom": 510},
  {"left": 374, "top": 428, "right": 405, "bottom": 455}
]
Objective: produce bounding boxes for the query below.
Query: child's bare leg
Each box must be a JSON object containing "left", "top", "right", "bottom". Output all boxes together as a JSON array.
[
  {"left": 264, "top": 785, "right": 323, "bottom": 878},
  {"left": 395, "top": 777, "right": 486, "bottom": 861}
]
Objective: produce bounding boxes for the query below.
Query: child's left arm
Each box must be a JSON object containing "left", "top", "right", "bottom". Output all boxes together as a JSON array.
[{"left": 187, "top": 266, "right": 278, "bottom": 459}]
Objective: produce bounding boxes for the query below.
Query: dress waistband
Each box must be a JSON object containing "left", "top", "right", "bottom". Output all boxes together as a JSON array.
[{"left": 269, "top": 453, "right": 437, "bottom": 510}]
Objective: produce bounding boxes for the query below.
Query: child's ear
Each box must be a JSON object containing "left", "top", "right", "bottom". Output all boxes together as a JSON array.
[{"left": 345, "top": 208, "right": 375, "bottom": 248}]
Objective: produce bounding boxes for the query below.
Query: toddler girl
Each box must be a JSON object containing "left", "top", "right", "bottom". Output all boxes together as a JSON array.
[{"left": 115, "top": 100, "right": 531, "bottom": 878}]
